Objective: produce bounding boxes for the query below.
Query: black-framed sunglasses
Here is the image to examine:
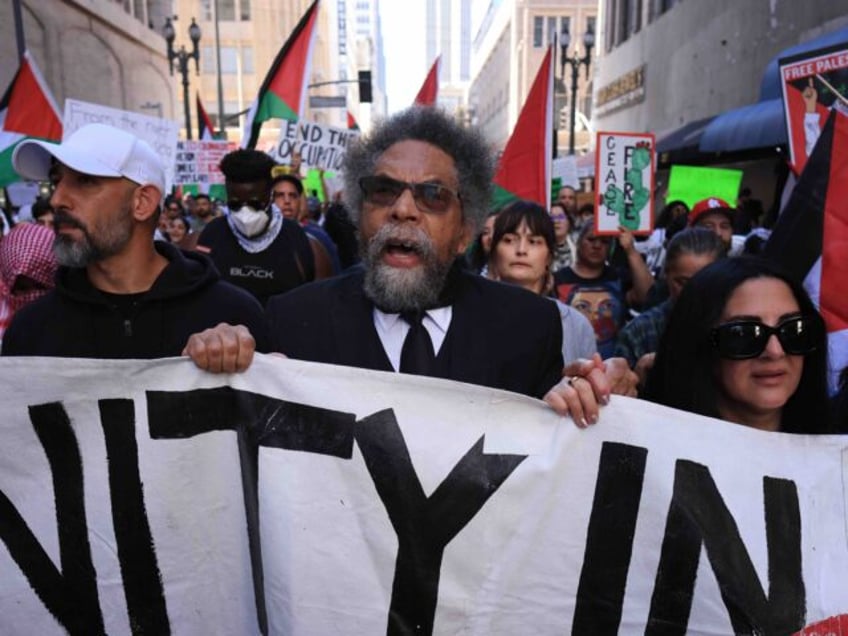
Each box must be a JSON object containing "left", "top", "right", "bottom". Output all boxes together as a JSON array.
[
  {"left": 359, "top": 175, "right": 460, "bottom": 214},
  {"left": 227, "top": 198, "right": 267, "bottom": 211},
  {"left": 710, "top": 315, "right": 820, "bottom": 360}
]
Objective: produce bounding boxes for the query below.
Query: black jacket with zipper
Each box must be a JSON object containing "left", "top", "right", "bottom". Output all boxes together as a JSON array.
[{"left": 2, "top": 241, "right": 269, "bottom": 358}]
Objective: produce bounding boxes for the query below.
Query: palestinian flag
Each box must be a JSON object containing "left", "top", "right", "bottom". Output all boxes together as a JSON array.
[
  {"left": 763, "top": 106, "right": 848, "bottom": 388},
  {"left": 347, "top": 110, "right": 360, "bottom": 131},
  {"left": 0, "top": 51, "right": 62, "bottom": 187},
  {"left": 196, "top": 93, "right": 216, "bottom": 140},
  {"left": 414, "top": 56, "right": 441, "bottom": 106},
  {"left": 491, "top": 46, "right": 553, "bottom": 210},
  {"left": 241, "top": 0, "right": 320, "bottom": 149}
]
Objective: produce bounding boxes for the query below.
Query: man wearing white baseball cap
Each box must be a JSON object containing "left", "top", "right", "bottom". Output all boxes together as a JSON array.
[{"left": 2, "top": 123, "right": 268, "bottom": 368}]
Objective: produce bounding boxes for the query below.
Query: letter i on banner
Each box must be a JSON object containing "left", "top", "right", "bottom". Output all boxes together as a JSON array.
[{"left": 594, "top": 131, "right": 656, "bottom": 236}]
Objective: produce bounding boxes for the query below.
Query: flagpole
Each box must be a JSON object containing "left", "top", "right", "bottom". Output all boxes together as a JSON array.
[
  {"left": 214, "top": 0, "right": 226, "bottom": 137},
  {"left": 12, "top": 0, "right": 25, "bottom": 59}
]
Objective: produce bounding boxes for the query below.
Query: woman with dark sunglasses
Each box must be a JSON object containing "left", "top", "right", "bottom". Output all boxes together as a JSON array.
[{"left": 644, "top": 256, "right": 832, "bottom": 433}]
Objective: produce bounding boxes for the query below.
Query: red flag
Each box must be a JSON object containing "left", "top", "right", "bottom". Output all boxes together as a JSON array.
[
  {"left": 346, "top": 110, "right": 360, "bottom": 131},
  {"left": 492, "top": 47, "right": 553, "bottom": 209},
  {"left": 1, "top": 51, "right": 62, "bottom": 187},
  {"left": 414, "top": 57, "right": 441, "bottom": 107},
  {"left": 764, "top": 106, "right": 848, "bottom": 385},
  {"left": 196, "top": 93, "right": 216, "bottom": 140},
  {"left": 241, "top": 0, "right": 320, "bottom": 148}
]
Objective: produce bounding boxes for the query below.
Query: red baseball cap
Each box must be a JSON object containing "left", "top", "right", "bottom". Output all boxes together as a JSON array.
[{"left": 688, "top": 197, "right": 734, "bottom": 226}]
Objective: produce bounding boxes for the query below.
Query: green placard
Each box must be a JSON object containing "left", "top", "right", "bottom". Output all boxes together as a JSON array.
[
  {"left": 303, "top": 169, "right": 327, "bottom": 201},
  {"left": 177, "top": 184, "right": 227, "bottom": 201},
  {"left": 666, "top": 165, "right": 743, "bottom": 209}
]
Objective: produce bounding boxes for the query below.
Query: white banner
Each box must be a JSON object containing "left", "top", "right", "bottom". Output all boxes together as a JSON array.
[
  {"left": 270, "top": 119, "right": 360, "bottom": 172},
  {"left": 1, "top": 356, "right": 847, "bottom": 634},
  {"left": 63, "top": 99, "right": 180, "bottom": 192},
  {"left": 552, "top": 156, "right": 579, "bottom": 190}
]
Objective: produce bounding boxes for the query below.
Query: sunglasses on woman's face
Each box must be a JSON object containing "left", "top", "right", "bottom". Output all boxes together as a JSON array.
[
  {"left": 358, "top": 175, "right": 460, "bottom": 214},
  {"left": 710, "top": 315, "right": 819, "bottom": 360}
]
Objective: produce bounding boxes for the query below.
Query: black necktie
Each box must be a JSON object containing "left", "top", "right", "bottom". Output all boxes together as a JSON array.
[{"left": 399, "top": 310, "right": 436, "bottom": 376}]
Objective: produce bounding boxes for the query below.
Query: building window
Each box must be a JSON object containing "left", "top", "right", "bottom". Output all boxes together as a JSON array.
[
  {"left": 533, "top": 16, "right": 544, "bottom": 48},
  {"left": 649, "top": 0, "right": 678, "bottom": 22},
  {"left": 219, "top": 0, "right": 235, "bottom": 21},
  {"left": 200, "top": 0, "right": 212, "bottom": 21},
  {"left": 560, "top": 17, "right": 571, "bottom": 45},
  {"left": 621, "top": 0, "right": 632, "bottom": 43},
  {"left": 241, "top": 46, "right": 253, "bottom": 73},
  {"left": 201, "top": 46, "right": 214, "bottom": 73},
  {"left": 221, "top": 47, "right": 239, "bottom": 74},
  {"left": 547, "top": 16, "right": 558, "bottom": 44},
  {"left": 201, "top": 45, "right": 251, "bottom": 74},
  {"left": 240, "top": 0, "right": 250, "bottom": 20},
  {"left": 605, "top": 0, "right": 616, "bottom": 52},
  {"left": 631, "top": 0, "right": 642, "bottom": 34}
]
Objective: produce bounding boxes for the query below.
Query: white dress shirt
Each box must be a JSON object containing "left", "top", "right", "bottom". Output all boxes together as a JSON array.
[{"left": 373, "top": 307, "right": 453, "bottom": 371}]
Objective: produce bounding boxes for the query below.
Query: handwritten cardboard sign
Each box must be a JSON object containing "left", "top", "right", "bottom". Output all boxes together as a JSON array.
[{"left": 595, "top": 131, "right": 655, "bottom": 235}]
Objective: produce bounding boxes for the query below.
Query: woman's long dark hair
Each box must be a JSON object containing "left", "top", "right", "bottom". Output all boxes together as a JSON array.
[{"left": 644, "top": 256, "right": 831, "bottom": 433}]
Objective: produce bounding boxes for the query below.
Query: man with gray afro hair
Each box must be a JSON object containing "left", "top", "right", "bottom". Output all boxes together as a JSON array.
[
  {"left": 341, "top": 106, "right": 494, "bottom": 232},
  {"left": 188, "top": 106, "right": 631, "bottom": 428}
]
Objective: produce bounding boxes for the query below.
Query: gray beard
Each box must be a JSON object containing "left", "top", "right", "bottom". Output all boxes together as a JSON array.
[
  {"left": 52, "top": 208, "right": 133, "bottom": 268},
  {"left": 53, "top": 235, "right": 97, "bottom": 268},
  {"left": 361, "top": 224, "right": 456, "bottom": 313}
]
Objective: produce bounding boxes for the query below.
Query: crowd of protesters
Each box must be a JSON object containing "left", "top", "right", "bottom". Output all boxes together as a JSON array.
[{"left": 0, "top": 106, "right": 844, "bottom": 437}]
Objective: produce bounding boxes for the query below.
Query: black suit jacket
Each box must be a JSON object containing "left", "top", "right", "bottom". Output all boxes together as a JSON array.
[{"left": 266, "top": 267, "right": 564, "bottom": 399}]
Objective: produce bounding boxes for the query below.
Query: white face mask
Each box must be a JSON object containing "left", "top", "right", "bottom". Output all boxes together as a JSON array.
[{"left": 230, "top": 205, "right": 270, "bottom": 238}]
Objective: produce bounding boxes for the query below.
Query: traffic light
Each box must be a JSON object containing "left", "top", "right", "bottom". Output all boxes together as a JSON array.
[{"left": 358, "top": 70, "right": 373, "bottom": 103}]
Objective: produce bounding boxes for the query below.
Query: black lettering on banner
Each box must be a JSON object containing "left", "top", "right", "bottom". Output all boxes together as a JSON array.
[
  {"left": 646, "top": 460, "right": 805, "bottom": 635},
  {"left": 99, "top": 399, "right": 169, "bottom": 635},
  {"left": 276, "top": 139, "right": 293, "bottom": 160},
  {"left": 572, "top": 442, "right": 648, "bottom": 634},
  {"left": 354, "top": 409, "right": 526, "bottom": 635},
  {"left": 147, "top": 387, "right": 356, "bottom": 635},
  {"left": 0, "top": 402, "right": 106, "bottom": 635}
]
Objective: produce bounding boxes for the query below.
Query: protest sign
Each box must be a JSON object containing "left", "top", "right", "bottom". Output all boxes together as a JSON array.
[
  {"left": 779, "top": 41, "right": 848, "bottom": 175},
  {"left": 665, "top": 164, "right": 743, "bottom": 210},
  {"left": 63, "top": 99, "right": 180, "bottom": 191},
  {"left": 270, "top": 119, "right": 360, "bottom": 172},
  {"left": 173, "top": 139, "right": 231, "bottom": 186},
  {"left": 595, "top": 131, "right": 655, "bottom": 235},
  {"left": 552, "top": 156, "right": 579, "bottom": 189},
  {"left": 1, "top": 355, "right": 847, "bottom": 634}
]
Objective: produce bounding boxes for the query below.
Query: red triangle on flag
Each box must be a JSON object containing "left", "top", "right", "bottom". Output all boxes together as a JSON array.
[
  {"left": 414, "top": 57, "right": 441, "bottom": 107},
  {"left": 3, "top": 52, "right": 62, "bottom": 140},
  {"left": 346, "top": 110, "right": 360, "bottom": 131},
  {"left": 492, "top": 47, "right": 553, "bottom": 209}
]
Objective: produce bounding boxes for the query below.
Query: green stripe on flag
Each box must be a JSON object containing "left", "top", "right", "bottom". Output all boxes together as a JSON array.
[
  {"left": 0, "top": 135, "right": 25, "bottom": 188},
  {"left": 491, "top": 183, "right": 519, "bottom": 211},
  {"left": 256, "top": 91, "right": 297, "bottom": 125}
]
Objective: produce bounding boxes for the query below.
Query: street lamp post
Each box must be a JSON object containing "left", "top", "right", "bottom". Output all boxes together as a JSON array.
[
  {"left": 163, "top": 17, "right": 201, "bottom": 140},
  {"left": 559, "top": 23, "right": 594, "bottom": 155}
]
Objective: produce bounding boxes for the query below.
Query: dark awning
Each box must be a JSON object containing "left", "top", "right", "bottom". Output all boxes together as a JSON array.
[
  {"left": 698, "top": 25, "right": 848, "bottom": 153},
  {"left": 656, "top": 116, "right": 714, "bottom": 153},
  {"left": 699, "top": 99, "right": 786, "bottom": 152}
]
